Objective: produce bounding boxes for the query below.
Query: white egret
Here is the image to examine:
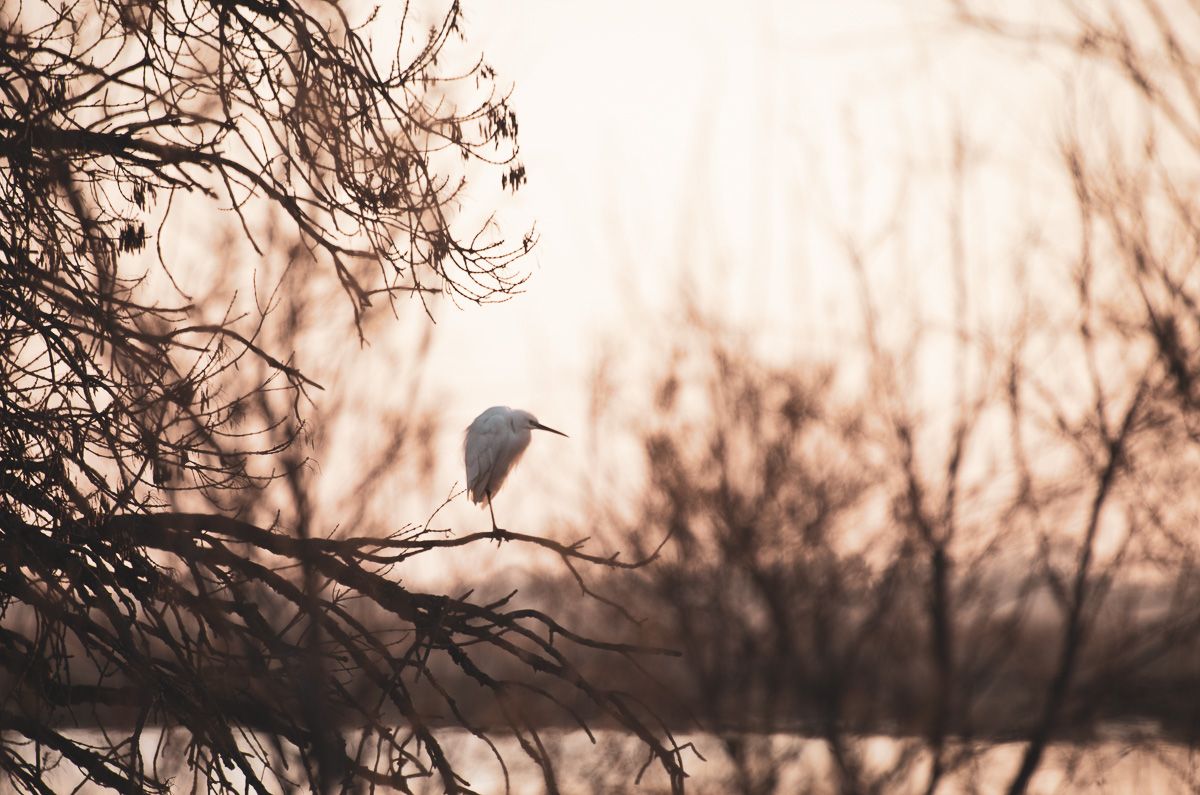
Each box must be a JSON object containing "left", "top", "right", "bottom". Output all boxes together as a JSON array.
[{"left": 464, "top": 406, "right": 568, "bottom": 536}]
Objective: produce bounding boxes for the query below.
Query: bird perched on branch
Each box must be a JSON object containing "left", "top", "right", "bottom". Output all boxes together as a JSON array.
[{"left": 465, "top": 406, "right": 568, "bottom": 537}]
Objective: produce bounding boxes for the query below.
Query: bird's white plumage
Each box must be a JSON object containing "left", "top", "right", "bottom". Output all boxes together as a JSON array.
[
  {"left": 463, "top": 406, "right": 567, "bottom": 517},
  {"left": 464, "top": 406, "right": 530, "bottom": 503}
]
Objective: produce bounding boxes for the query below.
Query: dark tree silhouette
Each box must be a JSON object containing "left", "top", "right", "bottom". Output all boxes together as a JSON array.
[{"left": 0, "top": 1, "right": 684, "bottom": 792}]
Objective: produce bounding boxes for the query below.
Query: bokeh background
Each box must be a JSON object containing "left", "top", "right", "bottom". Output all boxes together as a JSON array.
[{"left": 9, "top": 0, "right": 1200, "bottom": 790}]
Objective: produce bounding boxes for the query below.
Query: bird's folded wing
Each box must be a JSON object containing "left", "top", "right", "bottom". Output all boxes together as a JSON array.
[{"left": 464, "top": 418, "right": 502, "bottom": 503}]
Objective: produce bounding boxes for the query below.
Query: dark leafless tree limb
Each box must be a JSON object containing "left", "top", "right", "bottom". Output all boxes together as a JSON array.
[{"left": 0, "top": 0, "right": 683, "bottom": 791}]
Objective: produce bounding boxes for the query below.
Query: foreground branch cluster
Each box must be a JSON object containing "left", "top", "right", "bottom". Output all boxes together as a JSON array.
[
  {"left": 0, "top": 0, "right": 683, "bottom": 792},
  {"left": 1, "top": 510, "right": 686, "bottom": 792}
]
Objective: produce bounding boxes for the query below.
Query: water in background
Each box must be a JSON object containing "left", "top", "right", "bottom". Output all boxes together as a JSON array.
[{"left": 30, "top": 726, "right": 1196, "bottom": 794}]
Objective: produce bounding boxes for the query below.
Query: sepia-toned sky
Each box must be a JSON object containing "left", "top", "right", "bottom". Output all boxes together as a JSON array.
[{"left": 363, "top": 0, "right": 1076, "bottom": 543}]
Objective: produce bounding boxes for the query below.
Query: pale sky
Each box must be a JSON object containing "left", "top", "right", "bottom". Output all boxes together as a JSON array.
[
  {"left": 360, "top": 0, "right": 1072, "bottom": 544},
  {"left": 130, "top": 0, "right": 1120, "bottom": 578}
]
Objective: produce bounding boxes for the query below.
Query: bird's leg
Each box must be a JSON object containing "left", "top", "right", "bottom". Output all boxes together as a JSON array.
[{"left": 487, "top": 492, "right": 507, "bottom": 543}]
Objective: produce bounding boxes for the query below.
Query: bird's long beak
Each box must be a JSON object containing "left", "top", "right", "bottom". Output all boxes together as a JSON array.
[{"left": 531, "top": 421, "right": 568, "bottom": 437}]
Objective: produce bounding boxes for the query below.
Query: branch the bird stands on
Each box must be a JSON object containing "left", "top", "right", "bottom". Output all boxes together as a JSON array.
[{"left": 0, "top": 0, "right": 684, "bottom": 791}]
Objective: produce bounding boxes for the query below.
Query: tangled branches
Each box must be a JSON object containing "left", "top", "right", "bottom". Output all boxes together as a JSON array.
[
  {"left": 1, "top": 0, "right": 531, "bottom": 309},
  {"left": 0, "top": 510, "right": 687, "bottom": 792},
  {"left": 0, "top": 0, "right": 682, "bottom": 791},
  {"left": 0, "top": 0, "right": 534, "bottom": 528}
]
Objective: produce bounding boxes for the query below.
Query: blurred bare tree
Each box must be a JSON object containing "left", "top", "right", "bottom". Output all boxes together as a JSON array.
[
  {"left": 0, "top": 0, "right": 686, "bottom": 792},
  {"left": 951, "top": 3, "right": 1200, "bottom": 792},
  {"left": 579, "top": 278, "right": 1200, "bottom": 793},
  {"left": 564, "top": 3, "right": 1200, "bottom": 786}
]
